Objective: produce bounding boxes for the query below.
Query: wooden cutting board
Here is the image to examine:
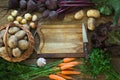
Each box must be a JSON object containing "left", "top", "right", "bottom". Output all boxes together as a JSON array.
[{"left": 37, "top": 24, "right": 85, "bottom": 58}]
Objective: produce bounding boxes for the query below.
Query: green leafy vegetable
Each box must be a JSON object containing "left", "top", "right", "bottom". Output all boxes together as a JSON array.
[
  {"left": 90, "top": 0, "right": 120, "bottom": 26},
  {"left": 80, "top": 48, "right": 120, "bottom": 80}
]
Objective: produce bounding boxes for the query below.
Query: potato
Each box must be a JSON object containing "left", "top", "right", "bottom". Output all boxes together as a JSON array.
[
  {"left": 0, "top": 47, "right": 7, "bottom": 57},
  {"left": 88, "top": 18, "right": 96, "bottom": 31},
  {"left": 8, "top": 27, "right": 20, "bottom": 34},
  {"left": 12, "top": 48, "right": 22, "bottom": 58},
  {"left": 18, "top": 40, "right": 29, "bottom": 50},
  {"left": 0, "top": 38, "right": 3, "bottom": 47},
  {"left": 8, "top": 35, "right": 18, "bottom": 48},
  {"left": 15, "top": 30, "right": 26, "bottom": 40},
  {"left": 74, "top": 10, "right": 85, "bottom": 20},
  {"left": 87, "top": 9, "right": 100, "bottom": 18},
  {"left": 22, "top": 24, "right": 30, "bottom": 30},
  {"left": 0, "top": 30, "right": 5, "bottom": 38}
]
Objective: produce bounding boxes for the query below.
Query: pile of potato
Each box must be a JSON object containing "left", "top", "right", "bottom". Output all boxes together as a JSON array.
[
  {"left": 0, "top": 26, "right": 29, "bottom": 58},
  {"left": 7, "top": 10, "right": 38, "bottom": 29}
]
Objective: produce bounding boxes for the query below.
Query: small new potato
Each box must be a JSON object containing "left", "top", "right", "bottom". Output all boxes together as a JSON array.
[
  {"left": 12, "top": 48, "right": 22, "bottom": 58},
  {"left": 0, "top": 47, "right": 7, "bottom": 57},
  {"left": 13, "top": 21, "right": 19, "bottom": 25},
  {"left": 16, "top": 16, "right": 22, "bottom": 22},
  {"left": 8, "top": 35, "right": 18, "bottom": 48},
  {"left": 0, "top": 38, "right": 3, "bottom": 47},
  {"left": 18, "top": 40, "right": 29, "bottom": 50},
  {"left": 22, "top": 24, "right": 30, "bottom": 30},
  {"left": 29, "top": 22, "right": 36, "bottom": 29},
  {"left": 15, "top": 30, "right": 26, "bottom": 40},
  {"left": 11, "top": 10, "right": 18, "bottom": 17},
  {"left": 7, "top": 15, "right": 14, "bottom": 22},
  {"left": 21, "top": 19, "right": 27, "bottom": 24},
  {"left": 24, "top": 13, "right": 32, "bottom": 20},
  {"left": 8, "top": 27, "right": 20, "bottom": 34},
  {"left": 87, "top": 9, "right": 100, "bottom": 18},
  {"left": 88, "top": 18, "right": 96, "bottom": 31},
  {"left": 74, "top": 10, "right": 85, "bottom": 20},
  {"left": 32, "top": 15, "right": 38, "bottom": 21}
]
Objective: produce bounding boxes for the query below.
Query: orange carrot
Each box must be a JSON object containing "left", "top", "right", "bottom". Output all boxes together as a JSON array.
[
  {"left": 59, "top": 61, "right": 80, "bottom": 67},
  {"left": 49, "top": 74, "right": 66, "bottom": 80},
  {"left": 61, "top": 71, "right": 81, "bottom": 75},
  {"left": 63, "top": 68, "right": 74, "bottom": 71},
  {"left": 57, "top": 74, "right": 73, "bottom": 80},
  {"left": 63, "top": 58, "right": 76, "bottom": 63},
  {"left": 60, "top": 64, "right": 75, "bottom": 70}
]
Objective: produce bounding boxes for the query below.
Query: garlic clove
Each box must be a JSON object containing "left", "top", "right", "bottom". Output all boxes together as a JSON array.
[
  {"left": 11, "top": 10, "right": 18, "bottom": 17},
  {"left": 36, "top": 58, "right": 46, "bottom": 67},
  {"left": 24, "top": 13, "right": 32, "bottom": 21},
  {"left": 32, "top": 15, "right": 38, "bottom": 21},
  {"left": 7, "top": 15, "right": 14, "bottom": 22}
]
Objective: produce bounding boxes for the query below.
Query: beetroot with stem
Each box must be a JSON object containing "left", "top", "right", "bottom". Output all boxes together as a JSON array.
[
  {"left": 27, "top": 0, "right": 38, "bottom": 13},
  {"left": 20, "top": 0, "right": 27, "bottom": 10},
  {"left": 45, "top": 0, "right": 58, "bottom": 10},
  {"left": 42, "top": 9, "right": 50, "bottom": 18},
  {"left": 48, "top": 11, "right": 58, "bottom": 20}
]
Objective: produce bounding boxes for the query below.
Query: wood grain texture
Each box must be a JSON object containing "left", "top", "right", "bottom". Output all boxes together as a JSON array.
[{"left": 37, "top": 25, "right": 84, "bottom": 57}]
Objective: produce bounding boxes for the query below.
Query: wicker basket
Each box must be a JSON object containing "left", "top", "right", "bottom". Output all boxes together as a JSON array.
[{"left": 0, "top": 23, "right": 34, "bottom": 62}]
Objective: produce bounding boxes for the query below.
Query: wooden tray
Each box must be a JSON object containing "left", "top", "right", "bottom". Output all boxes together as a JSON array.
[{"left": 37, "top": 24, "right": 85, "bottom": 58}]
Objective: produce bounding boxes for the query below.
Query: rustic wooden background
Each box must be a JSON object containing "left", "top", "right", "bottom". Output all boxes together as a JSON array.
[{"left": 0, "top": 0, "right": 120, "bottom": 80}]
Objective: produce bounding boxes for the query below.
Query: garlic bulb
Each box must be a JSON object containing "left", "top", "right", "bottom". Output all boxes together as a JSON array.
[
  {"left": 7, "top": 15, "right": 14, "bottom": 22},
  {"left": 24, "top": 13, "right": 32, "bottom": 20},
  {"left": 37, "top": 58, "right": 46, "bottom": 67},
  {"left": 11, "top": 10, "right": 18, "bottom": 17},
  {"left": 32, "top": 15, "right": 38, "bottom": 21}
]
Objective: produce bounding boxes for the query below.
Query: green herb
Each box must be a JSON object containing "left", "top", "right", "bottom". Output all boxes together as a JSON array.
[
  {"left": 0, "top": 58, "right": 62, "bottom": 80},
  {"left": 90, "top": 0, "right": 120, "bottom": 26},
  {"left": 80, "top": 48, "right": 120, "bottom": 80},
  {"left": 108, "top": 29, "right": 120, "bottom": 45}
]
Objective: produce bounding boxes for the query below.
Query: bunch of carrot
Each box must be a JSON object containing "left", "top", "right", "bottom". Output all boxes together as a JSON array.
[
  {"left": 48, "top": 58, "right": 83, "bottom": 80},
  {"left": 19, "top": 58, "right": 82, "bottom": 80}
]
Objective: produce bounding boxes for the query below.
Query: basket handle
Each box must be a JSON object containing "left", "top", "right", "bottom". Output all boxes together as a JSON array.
[{"left": 3, "top": 24, "right": 12, "bottom": 57}]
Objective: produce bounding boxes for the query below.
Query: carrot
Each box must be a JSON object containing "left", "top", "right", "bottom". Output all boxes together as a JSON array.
[
  {"left": 57, "top": 74, "right": 73, "bottom": 80},
  {"left": 59, "top": 61, "right": 80, "bottom": 67},
  {"left": 61, "top": 71, "right": 81, "bottom": 75},
  {"left": 49, "top": 74, "right": 66, "bottom": 80},
  {"left": 63, "top": 58, "right": 76, "bottom": 63},
  {"left": 60, "top": 64, "right": 75, "bottom": 70}
]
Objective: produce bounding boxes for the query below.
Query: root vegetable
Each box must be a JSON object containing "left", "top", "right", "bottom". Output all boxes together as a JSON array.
[
  {"left": 0, "top": 47, "right": 7, "bottom": 57},
  {"left": 74, "top": 10, "right": 84, "bottom": 20},
  {"left": 11, "top": 10, "right": 18, "bottom": 17},
  {"left": 0, "top": 30, "right": 5, "bottom": 39},
  {"left": 21, "top": 19, "right": 27, "bottom": 24},
  {"left": 13, "top": 21, "right": 19, "bottom": 25},
  {"left": 12, "top": 48, "right": 22, "bottom": 58},
  {"left": 22, "top": 24, "right": 30, "bottom": 30},
  {"left": 0, "top": 38, "right": 3, "bottom": 47},
  {"left": 15, "top": 30, "right": 26, "bottom": 40},
  {"left": 29, "top": 22, "right": 36, "bottom": 29},
  {"left": 7, "top": 15, "right": 14, "bottom": 22},
  {"left": 24, "top": 13, "right": 32, "bottom": 21},
  {"left": 87, "top": 9, "right": 100, "bottom": 18},
  {"left": 8, "top": 27, "right": 20, "bottom": 34},
  {"left": 8, "top": 35, "right": 18, "bottom": 48},
  {"left": 16, "top": 16, "right": 22, "bottom": 22},
  {"left": 88, "top": 18, "right": 96, "bottom": 31},
  {"left": 18, "top": 40, "right": 29, "bottom": 50},
  {"left": 32, "top": 15, "right": 38, "bottom": 21}
]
